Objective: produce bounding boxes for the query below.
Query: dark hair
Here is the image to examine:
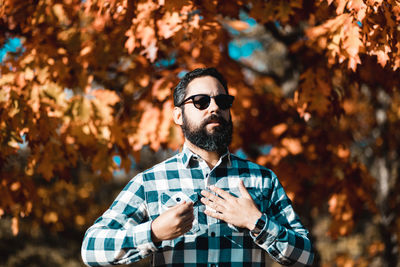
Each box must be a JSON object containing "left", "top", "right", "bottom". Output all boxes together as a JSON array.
[{"left": 173, "top": 68, "right": 228, "bottom": 107}]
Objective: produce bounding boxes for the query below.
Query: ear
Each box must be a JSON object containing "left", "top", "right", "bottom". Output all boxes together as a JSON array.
[{"left": 173, "top": 107, "right": 183, "bottom": 126}]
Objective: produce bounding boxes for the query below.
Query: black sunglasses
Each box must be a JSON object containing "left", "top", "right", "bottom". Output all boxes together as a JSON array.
[{"left": 178, "top": 94, "right": 235, "bottom": 110}]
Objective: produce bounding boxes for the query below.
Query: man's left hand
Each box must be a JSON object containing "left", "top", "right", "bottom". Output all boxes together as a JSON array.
[{"left": 200, "top": 180, "right": 262, "bottom": 231}]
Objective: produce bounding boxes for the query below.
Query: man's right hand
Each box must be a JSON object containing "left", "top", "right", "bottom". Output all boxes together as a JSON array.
[{"left": 151, "top": 201, "right": 194, "bottom": 242}]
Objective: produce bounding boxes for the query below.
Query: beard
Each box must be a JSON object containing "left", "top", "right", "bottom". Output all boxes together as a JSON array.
[{"left": 181, "top": 112, "right": 233, "bottom": 154}]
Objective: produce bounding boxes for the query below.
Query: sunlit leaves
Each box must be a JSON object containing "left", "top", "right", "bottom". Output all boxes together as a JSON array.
[
  {"left": 296, "top": 67, "right": 332, "bottom": 116},
  {"left": 306, "top": 13, "right": 362, "bottom": 70},
  {"left": 0, "top": 4, "right": 399, "bottom": 265},
  {"left": 248, "top": 0, "right": 303, "bottom": 24},
  {"left": 306, "top": 0, "right": 399, "bottom": 71}
]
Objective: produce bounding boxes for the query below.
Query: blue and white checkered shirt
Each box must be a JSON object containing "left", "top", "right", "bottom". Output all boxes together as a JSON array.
[{"left": 81, "top": 146, "right": 314, "bottom": 266}]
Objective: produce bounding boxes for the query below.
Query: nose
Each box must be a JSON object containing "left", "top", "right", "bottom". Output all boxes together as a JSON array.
[{"left": 207, "top": 97, "right": 220, "bottom": 113}]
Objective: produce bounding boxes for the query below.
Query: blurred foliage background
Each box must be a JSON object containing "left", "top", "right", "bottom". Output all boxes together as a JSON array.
[{"left": 1, "top": 0, "right": 400, "bottom": 266}]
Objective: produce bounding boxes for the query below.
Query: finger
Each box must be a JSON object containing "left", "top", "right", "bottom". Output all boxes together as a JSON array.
[
  {"left": 204, "top": 209, "right": 224, "bottom": 221},
  {"left": 179, "top": 217, "right": 195, "bottom": 233},
  {"left": 180, "top": 214, "right": 194, "bottom": 227},
  {"left": 200, "top": 197, "right": 221, "bottom": 211},
  {"left": 175, "top": 201, "right": 193, "bottom": 215},
  {"left": 171, "top": 200, "right": 187, "bottom": 208},
  {"left": 239, "top": 180, "right": 252, "bottom": 199},
  {"left": 181, "top": 223, "right": 193, "bottom": 234},
  {"left": 201, "top": 189, "right": 212, "bottom": 198},
  {"left": 201, "top": 189, "right": 224, "bottom": 204},
  {"left": 179, "top": 209, "right": 194, "bottom": 221},
  {"left": 209, "top": 185, "right": 235, "bottom": 200},
  {"left": 181, "top": 205, "right": 195, "bottom": 217}
]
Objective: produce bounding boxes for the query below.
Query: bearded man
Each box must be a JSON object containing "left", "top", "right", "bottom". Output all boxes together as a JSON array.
[{"left": 81, "top": 68, "right": 314, "bottom": 266}]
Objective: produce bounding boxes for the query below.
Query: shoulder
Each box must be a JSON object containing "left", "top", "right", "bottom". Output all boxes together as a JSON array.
[{"left": 139, "top": 152, "right": 182, "bottom": 180}]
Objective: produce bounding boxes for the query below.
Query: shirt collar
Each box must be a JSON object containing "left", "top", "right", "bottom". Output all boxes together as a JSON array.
[{"left": 180, "top": 144, "right": 232, "bottom": 168}]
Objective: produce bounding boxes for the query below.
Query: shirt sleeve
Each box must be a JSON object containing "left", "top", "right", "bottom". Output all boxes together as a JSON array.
[
  {"left": 81, "top": 174, "right": 157, "bottom": 266},
  {"left": 250, "top": 172, "right": 314, "bottom": 266}
]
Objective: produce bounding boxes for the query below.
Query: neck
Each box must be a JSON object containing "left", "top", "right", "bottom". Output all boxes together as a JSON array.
[{"left": 185, "top": 140, "right": 224, "bottom": 169}]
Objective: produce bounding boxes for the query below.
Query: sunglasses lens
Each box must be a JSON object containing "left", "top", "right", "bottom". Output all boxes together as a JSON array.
[
  {"left": 215, "top": 95, "right": 234, "bottom": 110},
  {"left": 193, "top": 95, "right": 211, "bottom": 110},
  {"left": 182, "top": 94, "right": 234, "bottom": 110}
]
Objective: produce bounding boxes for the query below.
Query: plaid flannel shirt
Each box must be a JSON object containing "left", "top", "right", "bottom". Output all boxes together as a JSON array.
[{"left": 81, "top": 145, "right": 314, "bottom": 266}]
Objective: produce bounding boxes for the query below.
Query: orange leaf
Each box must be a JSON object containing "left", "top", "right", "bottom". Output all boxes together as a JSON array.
[
  {"left": 281, "top": 138, "right": 303, "bottom": 155},
  {"left": 343, "top": 22, "right": 363, "bottom": 71},
  {"left": 347, "top": 0, "right": 367, "bottom": 21},
  {"left": 91, "top": 89, "right": 119, "bottom": 106},
  {"left": 158, "top": 100, "right": 174, "bottom": 143},
  {"left": 334, "top": 0, "right": 347, "bottom": 15},
  {"left": 369, "top": 45, "right": 391, "bottom": 67},
  {"left": 125, "top": 28, "right": 136, "bottom": 54},
  {"left": 226, "top": 20, "right": 250, "bottom": 31},
  {"left": 80, "top": 46, "right": 92, "bottom": 56},
  {"left": 272, "top": 123, "right": 288, "bottom": 136},
  {"left": 157, "top": 11, "right": 183, "bottom": 39},
  {"left": 152, "top": 78, "right": 172, "bottom": 101},
  {"left": 125, "top": 35, "right": 136, "bottom": 54},
  {"left": 12, "top": 217, "right": 19, "bottom": 235}
]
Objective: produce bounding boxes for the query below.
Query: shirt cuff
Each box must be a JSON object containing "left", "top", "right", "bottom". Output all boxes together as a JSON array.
[
  {"left": 131, "top": 220, "right": 159, "bottom": 256},
  {"left": 250, "top": 213, "right": 281, "bottom": 245}
]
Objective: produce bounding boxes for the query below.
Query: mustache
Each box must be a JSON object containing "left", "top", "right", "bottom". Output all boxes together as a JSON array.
[{"left": 201, "top": 114, "right": 229, "bottom": 127}]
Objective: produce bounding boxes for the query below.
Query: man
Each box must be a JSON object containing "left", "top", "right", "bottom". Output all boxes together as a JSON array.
[{"left": 81, "top": 68, "right": 314, "bottom": 266}]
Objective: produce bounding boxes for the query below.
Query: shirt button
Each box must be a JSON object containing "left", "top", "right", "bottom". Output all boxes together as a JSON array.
[
  {"left": 205, "top": 173, "right": 209, "bottom": 177},
  {"left": 210, "top": 264, "right": 216, "bottom": 267},
  {"left": 210, "top": 232, "right": 216, "bottom": 237}
]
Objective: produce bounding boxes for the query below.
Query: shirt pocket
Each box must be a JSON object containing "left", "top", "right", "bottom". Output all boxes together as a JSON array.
[
  {"left": 159, "top": 190, "right": 200, "bottom": 234},
  {"left": 247, "top": 187, "right": 265, "bottom": 212},
  {"left": 229, "top": 187, "right": 265, "bottom": 212}
]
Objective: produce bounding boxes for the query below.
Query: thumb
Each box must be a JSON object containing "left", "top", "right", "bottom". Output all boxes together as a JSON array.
[{"left": 239, "top": 180, "right": 252, "bottom": 199}]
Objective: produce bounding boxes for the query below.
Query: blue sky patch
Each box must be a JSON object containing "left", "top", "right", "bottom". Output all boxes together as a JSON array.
[{"left": 0, "top": 38, "right": 23, "bottom": 62}]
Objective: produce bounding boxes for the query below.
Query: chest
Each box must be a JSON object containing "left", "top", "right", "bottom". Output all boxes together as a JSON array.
[{"left": 143, "top": 172, "right": 268, "bottom": 221}]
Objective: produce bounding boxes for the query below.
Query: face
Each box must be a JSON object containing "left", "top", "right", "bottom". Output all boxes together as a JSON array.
[{"left": 173, "top": 76, "right": 233, "bottom": 153}]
